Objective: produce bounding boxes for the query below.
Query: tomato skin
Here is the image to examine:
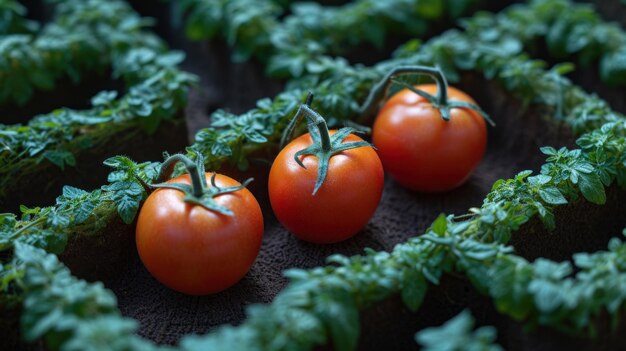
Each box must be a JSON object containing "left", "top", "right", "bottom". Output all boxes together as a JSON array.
[
  {"left": 372, "top": 84, "right": 487, "bottom": 192},
  {"left": 268, "top": 131, "right": 384, "bottom": 243},
  {"left": 135, "top": 173, "right": 263, "bottom": 295}
]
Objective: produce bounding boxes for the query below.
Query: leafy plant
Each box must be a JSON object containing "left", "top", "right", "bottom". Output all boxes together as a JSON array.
[
  {"left": 0, "top": 0, "right": 163, "bottom": 105},
  {"left": 0, "top": 0, "right": 38, "bottom": 35},
  {"left": 0, "top": 0, "right": 196, "bottom": 200},
  {"left": 415, "top": 310, "right": 503, "bottom": 351},
  {"left": 460, "top": 0, "right": 626, "bottom": 86},
  {"left": 176, "top": 0, "right": 483, "bottom": 77}
]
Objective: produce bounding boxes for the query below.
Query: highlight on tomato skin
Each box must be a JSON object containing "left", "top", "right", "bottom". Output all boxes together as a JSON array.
[
  {"left": 373, "top": 84, "right": 487, "bottom": 192},
  {"left": 135, "top": 154, "right": 264, "bottom": 296},
  {"left": 269, "top": 131, "right": 384, "bottom": 244}
]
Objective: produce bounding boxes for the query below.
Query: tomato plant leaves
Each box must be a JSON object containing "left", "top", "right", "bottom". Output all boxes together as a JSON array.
[
  {"left": 538, "top": 186, "right": 568, "bottom": 205},
  {"left": 313, "top": 291, "right": 359, "bottom": 351},
  {"left": 416, "top": 310, "right": 503, "bottom": 351},
  {"left": 578, "top": 173, "right": 607, "bottom": 205},
  {"left": 430, "top": 214, "right": 448, "bottom": 236},
  {"left": 104, "top": 181, "right": 144, "bottom": 225},
  {"left": 401, "top": 270, "right": 427, "bottom": 312},
  {"left": 9, "top": 243, "right": 149, "bottom": 348},
  {"left": 43, "top": 150, "right": 76, "bottom": 170}
]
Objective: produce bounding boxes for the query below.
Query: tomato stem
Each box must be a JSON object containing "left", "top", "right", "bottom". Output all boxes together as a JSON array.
[
  {"left": 156, "top": 154, "right": 205, "bottom": 197},
  {"left": 282, "top": 93, "right": 374, "bottom": 194},
  {"left": 358, "top": 66, "right": 495, "bottom": 126},
  {"left": 151, "top": 153, "right": 253, "bottom": 216}
]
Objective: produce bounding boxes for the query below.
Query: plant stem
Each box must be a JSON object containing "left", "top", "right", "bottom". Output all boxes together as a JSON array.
[
  {"left": 313, "top": 111, "right": 332, "bottom": 152},
  {"left": 417, "top": 66, "right": 449, "bottom": 107},
  {"left": 11, "top": 216, "right": 47, "bottom": 240},
  {"left": 155, "top": 154, "right": 204, "bottom": 197}
]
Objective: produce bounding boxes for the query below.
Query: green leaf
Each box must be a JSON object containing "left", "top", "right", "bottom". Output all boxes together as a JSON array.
[
  {"left": 529, "top": 281, "right": 563, "bottom": 313},
  {"left": 430, "top": 214, "right": 448, "bottom": 236},
  {"left": 578, "top": 173, "right": 606, "bottom": 205},
  {"left": 314, "top": 291, "right": 359, "bottom": 351},
  {"left": 91, "top": 91, "right": 118, "bottom": 106},
  {"left": 74, "top": 201, "right": 97, "bottom": 224},
  {"left": 539, "top": 187, "right": 568, "bottom": 205},
  {"left": 401, "top": 271, "right": 427, "bottom": 312},
  {"left": 242, "top": 129, "right": 267, "bottom": 143},
  {"left": 416, "top": 310, "right": 502, "bottom": 351},
  {"left": 62, "top": 186, "right": 88, "bottom": 199},
  {"left": 105, "top": 181, "right": 145, "bottom": 224},
  {"left": 116, "top": 191, "right": 143, "bottom": 224},
  {"left": 540, "top": 146, "right": 557, "bottom": 156},
  {"left": 43, "top": 150, "right": 76, "bottom": 170}
]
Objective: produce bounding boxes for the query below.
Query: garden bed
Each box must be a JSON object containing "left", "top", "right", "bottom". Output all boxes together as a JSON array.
[
  {"left": 56, "top": 71, "right": 581, "bottom": 345},
  {"left": 0, "top": 0, "right": 195, "bottom": 213},
  {"left": 1, "top": 1, "right": 625, "bottom": 351}
]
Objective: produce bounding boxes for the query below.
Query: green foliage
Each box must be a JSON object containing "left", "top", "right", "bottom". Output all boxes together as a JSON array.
[
  {"left": 0, "top": 0, "right": 196, "bottom": 198},
  {"left": 1, "top": 242, "right": 167, "bottom": 351},
  {"left": 179, "top": 0, "right": 626, "bottom": 86},
  {"left": 0, "top": 155, "right": 158, "bottom": 254},
  {"left": 177, "top": 0, "right": 482, "bottom": 77},
  {"left": 182, "top": 0, "right": 624, "bottom": 181},
  {"left": 415, "top": 310, "right": 503, "bottom": 351},
  {"left": 0, "top": 0, "right": 38, "bottom": 35},
  {"left": 0, "top": 0, "right": 162, "bottom": 105},
  {"left": 449, "top": 231, "right": 626, "bottom": 334},
  {"left": 460, "top": 0, "right": 626, "bottom": 86}
]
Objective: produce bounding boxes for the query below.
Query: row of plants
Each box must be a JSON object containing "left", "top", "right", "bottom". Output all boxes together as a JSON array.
[
  {"left": 1, "top": 0, "right": 159, "bottom": 105},
  {"left": 176, "top": 0, "right": 483, "bottom": 77},
  {"left": 0, "top": 0, "right": 38, "bottom": 35},
  {"left": 1, "top": 114, "right": 623, "bottom": 350},
  {"left": 0, "top": 0, "right": 196, "bottom": 211},
  {"left": 1, "top": 1, "right": 625, "bottom": 350},
  {"left": 177, "top": 0, "right": 626, "bottom": 88},
  {"left": 459, "top": 0, "right": 626, "bottom": 86},
  {"left": 416, "top": 217, "right": 626, "bottom": 351}
]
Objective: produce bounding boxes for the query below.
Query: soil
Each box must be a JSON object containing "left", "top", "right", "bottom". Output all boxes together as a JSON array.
[{"left": 583, "top": 0, "right": 626, "bottom": 28}]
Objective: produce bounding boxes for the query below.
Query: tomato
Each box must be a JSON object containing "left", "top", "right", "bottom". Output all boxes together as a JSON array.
[
  {"left": 269, "top": 130, "right": 384, "bottom": 244},
  {"left": 136, "top": 171, "right": 263, "bottom": 295},
  {"left": 372, "top": 84, "right": 487, "bottom": 192}
]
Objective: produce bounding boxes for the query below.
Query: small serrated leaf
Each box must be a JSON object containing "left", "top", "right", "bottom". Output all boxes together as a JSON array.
[
  {"left": 430, "top": 214, "right": 448, "bottom": 236},
  {"left": 401, "top": 271, "right": 427, "bottom": 312},
  {"left": 539, "top": 187, "right": 568, "bottom": 205},
  {"left": 578, "top": 173, "right": 606, "bottom": 205}
]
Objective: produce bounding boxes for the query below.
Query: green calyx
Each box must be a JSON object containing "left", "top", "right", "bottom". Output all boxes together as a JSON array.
[
  {"left": 150, "top": 153, "right": 252, "bottom": 216},
  {"left": 359, "top": 65, "right": 495, "bottom": 126},
  {"left": 282, "top": 93, "right": 374, "bottom": 195}
]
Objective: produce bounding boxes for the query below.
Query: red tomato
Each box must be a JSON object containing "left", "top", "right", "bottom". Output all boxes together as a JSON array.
[
  {"left": 268, "top": 131, "right": 384, "bottom": 243},
  {"left": 136, "top": 173, "right": 263, "bottom": 295},
  {"left": 372, "top": 84, "right": 487, "bottom": 192}
]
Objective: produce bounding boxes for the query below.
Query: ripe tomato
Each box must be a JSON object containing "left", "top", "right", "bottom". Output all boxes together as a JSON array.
[
  {"left": 136, "top": 172, "right": 263, "bottom": 295},
  {"left": 372, "top": 84, "right": 487, "bottom": 192},
  {"left": 268, "top": 131, "right": 384, "bottom": 244}
]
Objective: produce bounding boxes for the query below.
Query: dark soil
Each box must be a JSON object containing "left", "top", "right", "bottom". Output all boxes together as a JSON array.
[{"left": 581, "top": 0, "right": 626, "bottom": 28}]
